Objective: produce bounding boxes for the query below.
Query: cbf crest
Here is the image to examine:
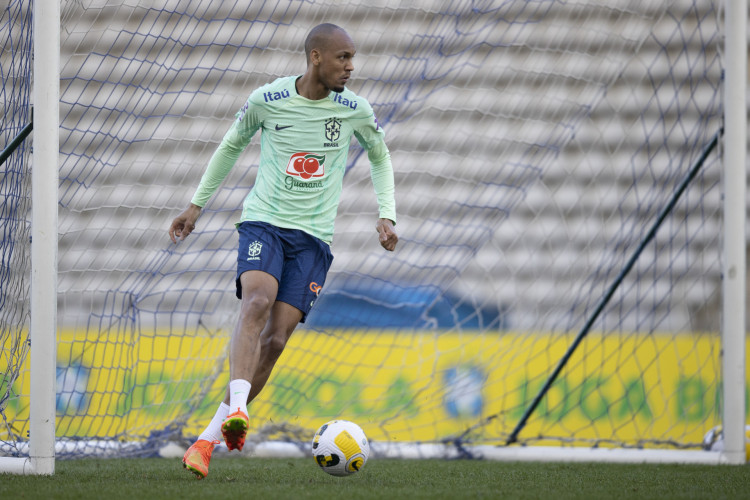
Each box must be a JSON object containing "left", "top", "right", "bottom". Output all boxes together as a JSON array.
[
  {"left": 324, "top": 117, "right": 341, "bottom": 143},
  {"left": 247, "top": 240, "right": 262, "bottom": 261}
]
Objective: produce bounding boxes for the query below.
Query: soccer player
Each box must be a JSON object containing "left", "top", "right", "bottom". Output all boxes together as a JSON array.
[{"left": 168, "top": 23, "right": 398, "bottom": 479}]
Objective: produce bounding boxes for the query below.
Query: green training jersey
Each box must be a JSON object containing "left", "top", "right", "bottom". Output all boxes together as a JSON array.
[{"left": 191, "top": 75, "right": 396, "bottom": 244}]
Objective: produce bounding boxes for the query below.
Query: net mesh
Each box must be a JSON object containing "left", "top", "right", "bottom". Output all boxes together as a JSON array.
[
  {"left": 0, "top": 0, "right": 33, "bottom": 458},
  {"left": 1, "top": 0, "right": 727, "bottom": 459}
]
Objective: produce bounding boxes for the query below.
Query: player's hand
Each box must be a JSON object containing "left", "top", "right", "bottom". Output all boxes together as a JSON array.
[
  {"left": 376, "top": 218, "right": 398, "bottom": 251},
  {"left": 169, "top": 204, "right": 202, "bottom": 243}
]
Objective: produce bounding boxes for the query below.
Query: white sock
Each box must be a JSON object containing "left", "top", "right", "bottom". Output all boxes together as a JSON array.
[
  {"left": 198, "top": 402, "right": 230, "bottom": 443},
  {"left": 228, "top": 378, "right": 251, "bottom": 415}
]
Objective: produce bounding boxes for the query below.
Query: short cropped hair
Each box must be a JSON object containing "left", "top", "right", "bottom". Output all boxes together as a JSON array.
[{"left": 304, "top": 23, "right": 347, "bottom": 63}]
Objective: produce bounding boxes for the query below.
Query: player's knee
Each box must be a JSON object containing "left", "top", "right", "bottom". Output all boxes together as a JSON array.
[{"left": 239, "top": 293, "right": 273, "bottom": 323}]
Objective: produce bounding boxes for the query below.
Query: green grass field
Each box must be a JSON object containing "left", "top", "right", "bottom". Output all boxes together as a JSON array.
[{"left": 2, "top": 457, "right": 750, "bottom": 499}]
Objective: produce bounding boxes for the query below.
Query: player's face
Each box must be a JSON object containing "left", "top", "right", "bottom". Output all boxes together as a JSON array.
[{"left": 317, "top": 31, "right": 355, "bottom": 93}]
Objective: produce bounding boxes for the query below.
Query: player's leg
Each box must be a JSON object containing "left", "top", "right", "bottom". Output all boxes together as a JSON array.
[
  {"left": 221, "top": 269, "right": 278, "bottom": 451},
  {"left": 217, "top": 222, "right": 287, "bottom": 453},
  {"left": 247, "top": 301, "right": 303, "bottom": 402},
  {"left": 242, "top": 227, "right": 334, "bottom": 405},
  {"left": 228, "top": 269, "right": 279, "bottom": 400},
  {"left": 183, "top": 222, "right": 283, "bottom": 477},
  {"left": 183, "top": 271, "right": 278, "bottom": 475}
]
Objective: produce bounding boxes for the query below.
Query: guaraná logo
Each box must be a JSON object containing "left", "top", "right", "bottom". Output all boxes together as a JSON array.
[{"left": 286, "top": 152, "right": 325, "bottom": 180}]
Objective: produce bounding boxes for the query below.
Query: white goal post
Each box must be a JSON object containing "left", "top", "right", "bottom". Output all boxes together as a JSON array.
[
  {"left": 720, "top": 0, "right": 748, "bottom": 466},
  {"left": 0, "top": 0, "right": 58, "bottom": 475}
]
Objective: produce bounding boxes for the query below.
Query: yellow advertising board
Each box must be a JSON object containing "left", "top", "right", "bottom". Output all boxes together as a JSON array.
[{"left": 0, "top": 329, "right": 733, "bottom": 447}]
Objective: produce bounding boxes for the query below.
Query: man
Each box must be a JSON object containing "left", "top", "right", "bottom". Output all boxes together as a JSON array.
[{"left": 168, "top": 23, "right": 398, "bottom": 479}]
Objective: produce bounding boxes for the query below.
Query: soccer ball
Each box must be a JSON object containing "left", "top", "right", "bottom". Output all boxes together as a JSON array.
[
  {"left": 702, "top": 424, "right": 750, "bottom": 461},
  {"left": 311, "top": 420, "right": 370, "bottom": 476}
]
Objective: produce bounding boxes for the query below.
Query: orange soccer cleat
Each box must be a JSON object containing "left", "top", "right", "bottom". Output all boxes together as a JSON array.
[
  {"left": 221, "top": 408, "right": 249, "bottom": 451},
  {"left": 182, "top": 439, "right": 219, "bottom": 479}
]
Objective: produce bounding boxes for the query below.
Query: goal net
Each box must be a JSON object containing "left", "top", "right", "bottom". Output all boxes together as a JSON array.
[
  {"left": 1, "top": 0, "right": 733, "bottom": 460},
  {"left": 0, "top": 0, "right": 33, "bottom": 460}
]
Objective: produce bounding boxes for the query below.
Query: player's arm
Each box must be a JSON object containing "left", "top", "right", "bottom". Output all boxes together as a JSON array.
[
  {"left": 367, "top": 137, "right": 398, "bottom": 251},
  {"left": 353, "top": 111, "right": 398, "bottom": 251},
  {"left": 370, "top": 146, "right": 397, "bottom": 251},
  {"left": 169, "top": 98, "right": 262, "bottom": 243}
]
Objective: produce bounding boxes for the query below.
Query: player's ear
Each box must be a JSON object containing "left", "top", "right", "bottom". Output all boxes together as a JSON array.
[{"left": 310, "top": 48, "right": 321, "bottom": 66}]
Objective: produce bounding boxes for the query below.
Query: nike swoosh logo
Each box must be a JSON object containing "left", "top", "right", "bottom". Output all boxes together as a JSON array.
[{"left": 275, "top": 124, "right": 293, "bottom": 131}]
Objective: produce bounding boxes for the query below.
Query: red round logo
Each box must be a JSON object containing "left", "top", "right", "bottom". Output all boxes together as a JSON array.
[{"left": 286, "top": 152, "right": 325, "bottom": 180}]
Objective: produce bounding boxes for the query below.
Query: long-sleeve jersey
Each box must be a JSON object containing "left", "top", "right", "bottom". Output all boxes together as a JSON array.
[{"left": 190, "top": 75, "right": 397, "bottom": 244}]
